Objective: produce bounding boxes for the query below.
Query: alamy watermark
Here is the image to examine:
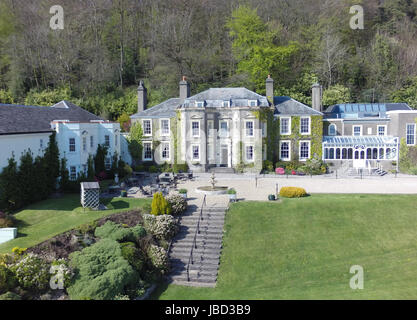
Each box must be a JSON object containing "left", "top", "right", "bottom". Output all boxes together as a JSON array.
[
  {"left": 350, "top": 5, "right": 364, "bottom": 30},
  {"left": 50, "top": 5, "right": 64, "bottom": 30},
  {"left": 349, "top": 265, "right": 364, "bottom": 290}
]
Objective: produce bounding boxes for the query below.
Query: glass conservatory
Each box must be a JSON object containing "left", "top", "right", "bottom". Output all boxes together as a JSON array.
[{"left": 322, "top": 136, "right": 399, "bottom": 161}]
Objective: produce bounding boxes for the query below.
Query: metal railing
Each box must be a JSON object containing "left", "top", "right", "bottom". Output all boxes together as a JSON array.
[{"left": 186, "top": 195, "right": 207, "bottom": 282}]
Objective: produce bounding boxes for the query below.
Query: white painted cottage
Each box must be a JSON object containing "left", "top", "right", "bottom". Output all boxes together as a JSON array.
[{"left": 0, "top": 100, "right": 121, "bottom": 179}]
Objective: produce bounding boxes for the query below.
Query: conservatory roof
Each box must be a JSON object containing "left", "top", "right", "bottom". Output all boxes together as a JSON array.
[{"left": 323, "top": 136, "right": 399, "bottom": 148}]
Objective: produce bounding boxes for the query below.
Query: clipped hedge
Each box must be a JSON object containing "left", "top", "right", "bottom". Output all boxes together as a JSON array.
[{"left": 279, "top": 187, "right": 307, "bottom": 198}]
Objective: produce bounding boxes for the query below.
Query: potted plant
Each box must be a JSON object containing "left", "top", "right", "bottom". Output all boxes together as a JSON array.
[
  {"left": 268, "top": 194, "right": 276, "bottom": 201},
  {"left": 120, "top": 190, "right": 127, "bottom": 198},
  {"left": 228, "top": 188, "right": 237, "bottom": 202},
  {"left": 179, "top": 189, "right": 188, "bottom": 199}
]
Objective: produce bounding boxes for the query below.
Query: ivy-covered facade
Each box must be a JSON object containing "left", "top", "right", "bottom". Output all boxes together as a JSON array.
[
  {"left": 129, "top": 77, "right": 326, "bottom": 173},
  {"left": 130, "top": 76, "right": 417, "bottom": 174}
]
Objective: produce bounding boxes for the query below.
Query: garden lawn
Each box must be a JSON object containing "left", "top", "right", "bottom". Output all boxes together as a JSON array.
[
  {"left": 154, "top": 194, "right": 417, "bottom": 300},
  {"left": 0, "top": 194, "right": 151, "bottom": 253}
]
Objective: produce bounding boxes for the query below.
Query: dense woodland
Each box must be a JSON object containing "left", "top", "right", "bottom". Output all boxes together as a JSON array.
[{"left": 1, "top": 0, "right": 417, "bottom": 124}]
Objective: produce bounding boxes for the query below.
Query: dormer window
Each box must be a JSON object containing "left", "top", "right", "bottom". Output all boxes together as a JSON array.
[
  {"left": 196, "top": 101, "right": 205, "bottom": 108},
  {"left": 223, "top": 101, "right": 230, "bottom": 108},
  {"left": 249, "top": 100, "right": 258, "bottom": 107}
]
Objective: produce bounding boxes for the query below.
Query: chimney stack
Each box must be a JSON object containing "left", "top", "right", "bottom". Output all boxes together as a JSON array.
[
  {"left": 138, "top": 80, "right": 147, "bottom": 113},
  {"left": 266, "top": 75, "right": 274, "bottom": 103},
  {"left": 312, "top": 83, "right": 323, "bottom": 112},
  {"left": 180, "top": 76, "right": 190, "bottom": 102}
]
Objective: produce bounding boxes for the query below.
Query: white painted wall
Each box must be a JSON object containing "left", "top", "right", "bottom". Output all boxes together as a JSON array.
[
  {"left": 0, "top": 132, "right": 52, "bottom": 171},
  {"left": 54, "top": 121, "right": 121, "bottom": 178}
]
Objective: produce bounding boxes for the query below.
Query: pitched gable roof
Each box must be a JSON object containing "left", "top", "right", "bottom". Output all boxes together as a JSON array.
[
  {"left": 182, "top": 88, "right": 270, "bottom": 108},
  {"left": 0, "top": 100, "right": 103, "bottom": 135},
  {"left": 274, "top": 96, "right": 323, "bottom": 116},
  {"left": 130, "top": 98, "right": 181, "bottom": 119}
]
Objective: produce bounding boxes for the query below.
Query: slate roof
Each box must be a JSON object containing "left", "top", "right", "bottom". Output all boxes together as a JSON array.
[
  {"left": 130, "top": 98, "right": 181, "bottom": 119},
  {"left": 182, "top": 88, "right": 270, "bottom": 108},
  {"left": 273, "top": 96, "right": 323, "bottom": 116},
  {"left": 0, "top": 100, "right": 103, "bottom": 135}
]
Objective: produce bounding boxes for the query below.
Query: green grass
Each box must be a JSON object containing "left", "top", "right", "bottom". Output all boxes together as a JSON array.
[
  {"left": 0, "top": 194, "right": 151, "bottom": 253},
  {"left": 154, "top": 194, "right": 417, "bottom": 300}
]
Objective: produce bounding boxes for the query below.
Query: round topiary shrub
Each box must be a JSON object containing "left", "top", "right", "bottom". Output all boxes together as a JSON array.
[
  {"left": 120, "top": 242, "right": 145, "bottom": 272},
  {"left": 143, "top": 214, "right": 178, "bottom": 240},
  {"left": 279, "top": 187, "right": 307, "bottom": 198}
]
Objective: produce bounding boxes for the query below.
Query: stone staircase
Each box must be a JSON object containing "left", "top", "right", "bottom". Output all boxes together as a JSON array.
[{"left": 167, "top": 204, "right": 228, "bottom": 287}]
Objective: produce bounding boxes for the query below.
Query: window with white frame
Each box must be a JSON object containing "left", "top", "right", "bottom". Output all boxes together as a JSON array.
[
  {"left": 83, "top": 165, "right": 87, "bottom": 175},
  {"left": 245, "top": 121, "right": 254, "bottom": 137},
  {"left": 192, "top": 145, "right": 200, "bottom": 161},
  {"left": 70, "top": 166, "right": 77, "bottom": 181},
  {"left": 353, "top": 126, "right": 362, "bottom": 136},
  {"left": 40, "top": 139, "right": 43, "bottom": 149},
  {"left": 143, "top": 142, "right": 153, "bottom": 160},
  {"left": 161, "top": 142, "right": 170, "bottom": 160},
  {"left": 90, "top": 136, "right": 94, "bottom": 149},
  {"left": 220, "top": 121, "right": 228, "bottom": 137},
  {"left": 83, "top": 137, "right": 87, "bottom": 152},
  {"left": 196, "top": 101, "right": 205, "bottom": 108},
  {"left": 143, "top": 120, "right": 152, "bottom": 136},
  {"left": 280, "top": 141, "right": 291, "bottom": 160},
  {"left": 378, "top": 126, "right": 386, "bottom": 136},
  {"left": 367, "top": 127, "right": 373, "bottom": 135},
  {"left": 161, "top": 119, "right": 170, "bottom": 136},
  {"left": 407, "top": 124, "right": 416, "bottom": 145},
  {"left": 69, "top": 138, "right": 76, "bottom": 152},
  {"left": 248, "top": 100, "right": 257, "bottom": 107},
  {"left": 246, "top": 145, "right": 254, "bottom": 161},
  {"left": 299, "top": 141, "right": 310, "bottom": 160},
  {"left": 223, "top": 101, "right": 230, "bottom": 107},
  {"left": 192, "top": 121, "right": 200, "bottom": 137},
  {"left": 104, "top": 135, "right": 110, "bottom": 147},
  {"left": 280, "top": 117, "right": 291, "bottom": 135},
  {"left": 300, "top": 117, "right": 311, "bottom": 135},
  {"left": 328, "top": 124, "right": 337, "bottom": 136}
]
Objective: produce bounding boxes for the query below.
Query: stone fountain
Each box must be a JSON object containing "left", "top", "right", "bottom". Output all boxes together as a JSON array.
[{"left": 196, "top": 172, "right": 228, "bottom": 195}]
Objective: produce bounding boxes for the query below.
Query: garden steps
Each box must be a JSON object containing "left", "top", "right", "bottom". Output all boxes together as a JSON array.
[{"left": 167, "top": 202, "right": 228, "bottom": 288}]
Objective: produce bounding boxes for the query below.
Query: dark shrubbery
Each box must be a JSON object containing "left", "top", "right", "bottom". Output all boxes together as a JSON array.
[
  {"left": 0, "top": 265, "right": 17, "bottom": 294},
  {"left": 67, "top": 238, "right": 137, "bottom": 300}
]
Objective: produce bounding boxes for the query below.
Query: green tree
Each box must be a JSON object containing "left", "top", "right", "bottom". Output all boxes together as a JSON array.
[
  {"left": 24, "top": 87, "right": 73, "bottom": 106},
  {"left": 59, "top": 158, "right": 70, "bottom": 192},
  {"left": 391, "top": 77, "right": 417, "bottom": 109},
  {"left": 43, "top": 132, "right": 60, "bottom": 193},
  {"left": 18, "top": 150, "right": 37, "bottom": 205},
  {"left": 151, "top": 192, "right": 172, "bottom": 216},
  {"left": 0, "top": 156, "right": 20, "bottom": 211},
  {"left": 322, "top": 85, "right": 352, "bottom": 107},
  {"left": 127, "top": 121, "right": 143, "bottom": 165},
  {"left": 226, "top": 5, "right": 299, "bottom": 93},
  {"left": 94, "top": 144, "right": 108, "bottom": 175}
]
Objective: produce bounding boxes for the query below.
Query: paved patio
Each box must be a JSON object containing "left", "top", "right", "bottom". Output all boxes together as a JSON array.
[{"left": 176, "top": 173, "right": 417, "bottom": 202}]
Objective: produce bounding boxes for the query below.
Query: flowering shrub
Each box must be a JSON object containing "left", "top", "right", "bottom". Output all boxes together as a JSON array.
[
  {"left": 50, "top": 259, "right": 74, "bottom": 289},
  {"left": 10, "top": 253, "right": 50, "bottom": 291},
  {"left": 147, "top": 244, "right": 169, "bottom": 274},
  {"left": 275, "top": 168, "right": 285, "bottom": 175},
  {"left": 166, "top": 194, "right": 187, "bottom": 216},
  {"left": 143, "top": 214, "right": 178, "bottom": 240}
]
